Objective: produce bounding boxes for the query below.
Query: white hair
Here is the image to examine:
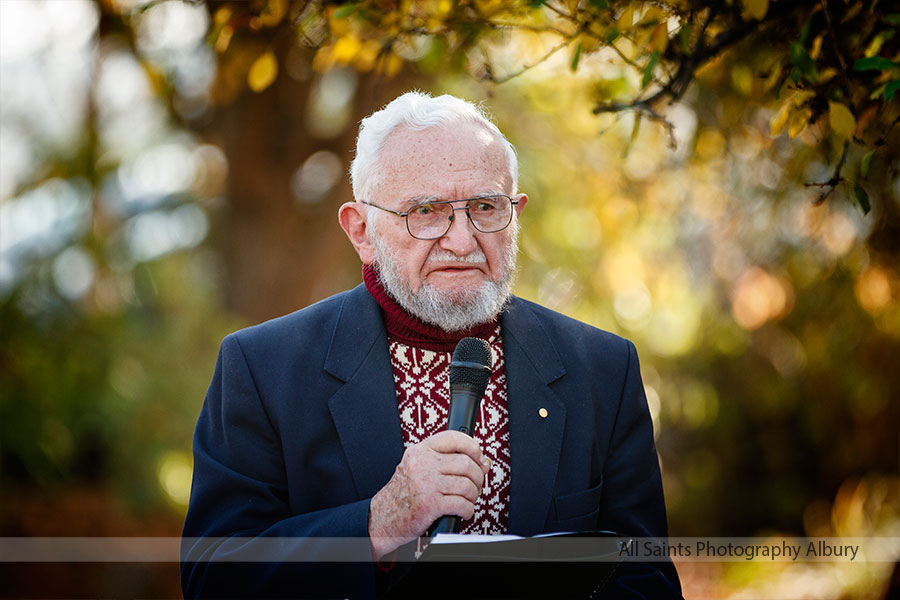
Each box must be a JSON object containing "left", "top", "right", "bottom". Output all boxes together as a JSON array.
[{"left": 349, "top": 91, "right": 519, "bottom": 207}]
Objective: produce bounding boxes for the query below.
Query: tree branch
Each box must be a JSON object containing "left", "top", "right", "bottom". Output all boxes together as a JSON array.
[
  {"left": 481, "top": 35, "right": 576, "bottom": 83},
  {"left": 819, "top": 0, "right": 849, "bottom": 72},
  {"left": 805, "top": 140, "right": 849, "bottom": 204}
]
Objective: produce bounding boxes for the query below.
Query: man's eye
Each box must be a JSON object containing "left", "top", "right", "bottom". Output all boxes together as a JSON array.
[
  {"left": 473, "top": 201, "right": 496, "bottom": 212},
  {"left": 413, "top": 204, "right": 434, "bottom": 215}
]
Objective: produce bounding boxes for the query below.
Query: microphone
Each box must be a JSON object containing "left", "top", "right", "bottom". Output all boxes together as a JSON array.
[{"left": 430, "top": 337, "right": 493, "bottom": 537}]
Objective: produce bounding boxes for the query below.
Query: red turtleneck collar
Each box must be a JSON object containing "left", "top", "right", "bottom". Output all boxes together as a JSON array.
[{"left": 362, "top": 263, "right": 498, "bottom": 352}]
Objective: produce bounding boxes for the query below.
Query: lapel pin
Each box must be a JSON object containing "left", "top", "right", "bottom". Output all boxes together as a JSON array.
[{"left": 538, "top": 408, "right": 548, "bottom": 418}]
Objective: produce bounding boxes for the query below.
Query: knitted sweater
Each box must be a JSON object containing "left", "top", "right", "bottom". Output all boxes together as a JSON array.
[{"left": 363, "top": 264, "right": 510, "bottom": 534}]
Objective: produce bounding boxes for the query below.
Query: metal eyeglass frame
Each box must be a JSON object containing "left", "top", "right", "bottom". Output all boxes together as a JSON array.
[{"left": 361, "top": 195, "right": 519, "bottom": 240}]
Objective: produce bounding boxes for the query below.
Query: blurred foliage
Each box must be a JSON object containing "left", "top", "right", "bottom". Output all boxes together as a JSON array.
[
  {"left": 0, "top": 1, "right": 898, "bottom": 597},
  {"left": 0, "top": 252, "right": 241, "bottom": 509},
  {"left": 210, "top": 0, "right": 899, "bottom": 213}
]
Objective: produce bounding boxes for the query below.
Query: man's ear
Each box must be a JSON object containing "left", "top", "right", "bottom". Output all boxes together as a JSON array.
[
  {"left": 338, "top": 202, "right": 375, "bottom": 264},
  {"left": 514, "top": 193, "right": 528, "bottom": 215}
]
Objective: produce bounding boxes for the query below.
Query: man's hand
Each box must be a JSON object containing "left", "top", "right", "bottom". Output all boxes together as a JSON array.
[{"left": 368, "top": 430, "right": 490, "bottom": 559}]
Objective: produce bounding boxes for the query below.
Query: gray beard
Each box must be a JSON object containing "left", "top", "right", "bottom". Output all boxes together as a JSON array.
[{"left": 369, "top": 223, "right": 518, "bottom": 332}]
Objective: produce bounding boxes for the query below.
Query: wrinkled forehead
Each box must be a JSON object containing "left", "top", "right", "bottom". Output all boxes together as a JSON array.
[
  {"left": 376, "top": 122, "right": 512, "bottom": 194},
  {"left": 380, "top": 122, "right": 505, "bottom": 165}
]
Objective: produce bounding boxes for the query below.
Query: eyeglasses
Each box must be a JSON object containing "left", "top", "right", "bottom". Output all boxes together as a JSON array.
[{"left": 362, "top": 195, "right": 519, "bottom": 240}]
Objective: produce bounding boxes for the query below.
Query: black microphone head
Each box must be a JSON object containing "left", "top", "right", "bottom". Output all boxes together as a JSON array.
[{"left": 449, "top": 337, "right": 492, "bottom": 387}]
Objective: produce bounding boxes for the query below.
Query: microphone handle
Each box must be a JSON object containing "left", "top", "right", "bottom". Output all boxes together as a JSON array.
[
  {"left": 428, "top": 385, "right": 485, "bottom": 537},
  {"left": 429, "top": 514, "right": 460, "bottom": 536},
  {"left": 446, "top": 386, "right": 483, "bottom": 436}
]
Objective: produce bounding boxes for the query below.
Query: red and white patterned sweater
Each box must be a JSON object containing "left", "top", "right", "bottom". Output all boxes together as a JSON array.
[{"left": 363, "top": 265, "right": 510, "bottom": 535}]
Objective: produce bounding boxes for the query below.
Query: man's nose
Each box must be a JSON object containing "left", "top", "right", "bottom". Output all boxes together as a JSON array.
[{"left": 438, "top": 206, "right": 478, "bottom": 256}]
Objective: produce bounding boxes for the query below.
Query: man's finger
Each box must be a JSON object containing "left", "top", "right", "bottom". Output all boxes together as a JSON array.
[
  {"left": 440, "top": 473, "right": 481, "bottom": 503},
  {"left": 439, "top": 495, "right": 477, "bottom": 521},
  {"left": 426, "top": 430, "right": 484, "bottom": 462},
  {"left": 436, "top": 453, "right": 485, "bottom": 487}
]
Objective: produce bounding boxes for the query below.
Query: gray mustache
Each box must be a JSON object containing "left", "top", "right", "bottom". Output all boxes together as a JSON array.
[{"left": 426, "top": 249, "right": 487, "bottom": 265}]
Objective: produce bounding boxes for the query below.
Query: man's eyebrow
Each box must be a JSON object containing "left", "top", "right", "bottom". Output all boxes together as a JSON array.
[
  {"left": 402, "top": 191, "right": 506, "bottom": 208},
  {"left": 402, "top": 194, "right": 440, "bottom": 208}
]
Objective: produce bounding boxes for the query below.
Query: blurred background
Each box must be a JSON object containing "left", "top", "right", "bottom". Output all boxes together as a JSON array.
[{"left": 0, "top": 0, "right": 897, "bottom": 598}]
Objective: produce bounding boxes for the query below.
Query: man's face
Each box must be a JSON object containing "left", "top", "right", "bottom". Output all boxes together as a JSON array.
[{"left": 366, "top": 123, "right": 525, "bottom": 330}]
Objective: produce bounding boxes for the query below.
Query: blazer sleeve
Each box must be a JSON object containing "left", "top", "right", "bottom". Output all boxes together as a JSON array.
[
  {"left": 181, "top": 334, "right": 377, "bottom": 599},
  {"left": 596, "top": 340, "right": 682, "bottom": 596}
]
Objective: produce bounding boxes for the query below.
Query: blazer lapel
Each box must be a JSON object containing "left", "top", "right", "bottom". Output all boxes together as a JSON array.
[
  {"left": 501, "top": 298, "right": 567, "bottom": 536},
  {"left": 325, "top": 284, "right": 405, "bottom": 500}
]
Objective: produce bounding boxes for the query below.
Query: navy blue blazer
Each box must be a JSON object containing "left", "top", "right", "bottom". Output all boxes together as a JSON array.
[{"left": 182, "top": 284, "right": 675, "bottom": 598}]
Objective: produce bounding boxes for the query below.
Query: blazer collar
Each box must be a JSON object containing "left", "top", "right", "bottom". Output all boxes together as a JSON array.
[
  {"left": 323, "top": 288, "right": 567, "bottom": 384},
  {"left": 324, "top": 284, "right": 387, "bottom": 382},
  {"left": 325, "top": 284, "right": 406, "bottom": 500},
  {"left": 501, "top": 297, "right": 568, "bottom": 535}
]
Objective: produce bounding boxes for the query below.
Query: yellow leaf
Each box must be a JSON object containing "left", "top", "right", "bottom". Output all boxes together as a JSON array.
[
  {"left": 810, "top": 34, "right": 823, "bottom": 60},
  {"left": 254, "top": 0, "right": 288, "bottom": 28},
  {"left": 741, "top": 0, "right": 768, "bottom": 20},
  {"left": 771, "top": 102, "right": 791, "bottom": 136},
  {"left": 475, "top": 0, "right": 504, "bottom": 16},
  {"left": 788, "top": 108, "right": 810, "bottom": 139},
  {"left": 791, "top": 90, "right": 816, "bottom": 107},
  {"left": 333, "top": 34, "right": 362, "bottom": 63},
  {"left": 651, "top": 23, "right": 668, "bottom": 54},
  {"left": 214, "top": 25, "right": 234, "bottom": 54},
  {"left": 142, "top": 61, "right": 166, "bottom": 95},
  {"left": 387, "top": 53, "right": 404, "bottom": 77},
  {"left": 213, "top": 6, "right": 232, "bottom": 25},
  {"left": 617, "top": 6, "right": 634, "bottom": 29},
  {"left": 312, "top": 45, "right": 335, "bottom": 73},
  {"left": 436, "top": 0, "right": 453, "bottom": 18},
  {"left": 763, "top": 62, "right": 782, "bottom": 91},
  {"left": 247, "top": 51, "right": 278, "bottom": 92},
  {"left": 817, "top": 68, "right": 838, "bottom": 84},
  {"left": 327, "top": 7, "right": 351, "bottom": 37},
  {"left": 828, "top": 101, "right": 856, "bottom": 140},
  {"left": 865, "top": 31, "right": 889, "bottom": 57},
  {"left": 579, "top": 32, "right": 601, "bottom": 54},
  {"left": 731, "top": 64, "right": 753, "bottom": 96},
  {"left": 641, "top": 6, "right": 664, "bottom": 24},
  {"left": 376, "top": 52, "right": 404, "bottom": 78},
  {"left": 354, "top": 39, "right": 381, "bottom": 72}
]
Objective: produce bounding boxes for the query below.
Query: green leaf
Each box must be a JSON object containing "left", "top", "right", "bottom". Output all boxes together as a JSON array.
[
  {"left": 679, "top": 24, "right": 692, "bottom": 54},
  {"left": 853, "top": 56, "right": 900, "bottom": 71},
  {"left": 799, "top": 18, "right": 812, "bottom": 44},
  {"left": 789, "top": 42, "right": 816, "bottom": 78},
  {"left": 606, "top": 27, "right": 619, "bottom": 43},
  {"left": 623, "top": 113, "right": 642, "bottom": 158},
  {"left": 860, "top": 151, "right": 874, "bottom": 179},
  {"left": 642, "top": 51, "right": 659, "bottom": 88},
  {"left": 589, "top": 0, "right": 610, "bottom": 9},
  {"left": 884, "top": 80, "right": 900, "bottom": 100},
  {"left": 882, "top": 14, "right": 900, "bottom": 25},
  {"left": 853, "top": 184, "right": 870, "bottom": 215},
  {"left": 527, "top": 0, "right": 547, "bottom": 7},
  {"left": 334, "top": 4, "right": 358, "bottom": 18},
  {"left": 571, "top": 42, "right": 583, "bottom": 72}
]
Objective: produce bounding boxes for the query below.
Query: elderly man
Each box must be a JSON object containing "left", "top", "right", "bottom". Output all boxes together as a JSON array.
[{"left": 182, "top": 92, "right": 680, "bottom": 598}]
